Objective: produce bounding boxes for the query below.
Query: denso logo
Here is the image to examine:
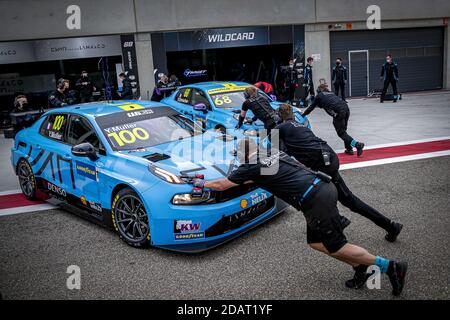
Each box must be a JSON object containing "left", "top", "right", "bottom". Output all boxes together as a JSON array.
[
  {"left": 175, "top": 220, "right": 201, "bottom": 233},
  {"left": 47, "top": 182, "right": 66, "bottom": 197}
]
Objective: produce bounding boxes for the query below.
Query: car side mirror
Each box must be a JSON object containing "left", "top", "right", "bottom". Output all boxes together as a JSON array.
[
  {"left": 193, "top": 103, "right": 208, "bottom": 113},
  {"left": 72, "top": 142, "right": 98, "bottom": 161}
]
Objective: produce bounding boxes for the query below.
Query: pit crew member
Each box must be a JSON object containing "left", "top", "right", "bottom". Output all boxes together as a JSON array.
[
  {"left": 276, "top": 104, "right": 403, "bottom": 288},
  {"left": 192, "top": 138, "right": 408, "bottom": 296},
  {"left": 236, "top": 86, "right": 280, "bottom": 131},
  {"left": 302, "top": 83, "right": 365, "bottom": 156}
]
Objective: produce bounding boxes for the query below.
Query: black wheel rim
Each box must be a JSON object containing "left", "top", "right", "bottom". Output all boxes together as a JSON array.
[
  {"left": 18, "top": 162, "right": 34, "bottom": 197},
  {"left": 115, "top": 195, "right": 149, "bottom": 243}
]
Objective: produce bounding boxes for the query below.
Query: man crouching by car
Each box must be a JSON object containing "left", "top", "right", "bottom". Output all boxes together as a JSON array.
[{"left": 191, "top": 138, "right": 408, "bottom": 296}]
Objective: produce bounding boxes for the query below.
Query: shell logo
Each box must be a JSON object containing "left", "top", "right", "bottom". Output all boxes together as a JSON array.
[
  {"left": 239, "top": 199, "right": 248, "bottom": 209},
  {"left": 80, "top": 196, "right": 87, "bottom": 206}
]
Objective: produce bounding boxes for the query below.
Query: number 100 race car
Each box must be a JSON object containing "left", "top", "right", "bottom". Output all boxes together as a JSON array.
[{"left": 10, "top": 101, "right": 288, "bottom": 252}]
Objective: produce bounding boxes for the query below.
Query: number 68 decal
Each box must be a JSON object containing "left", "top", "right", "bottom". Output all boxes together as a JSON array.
[
  {"left": 214, "top": 96, "right": 232, "bottom": 106},
  {"left": 107, "top": 127, "right": 149, "bottom": 147}
]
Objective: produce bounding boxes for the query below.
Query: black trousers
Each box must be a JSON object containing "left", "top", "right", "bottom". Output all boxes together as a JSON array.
[
  {"left": 317, "top": 152, "right": 393, "bottom": 232},
  {"left": 332, "top": 110, "right": 354, "bottom": 150},
  {"left": 334, "top": 81, "right": 346, "bottom": 101},
  {"left": 381, "top": 78, "right": 398, "bottom": 101}
]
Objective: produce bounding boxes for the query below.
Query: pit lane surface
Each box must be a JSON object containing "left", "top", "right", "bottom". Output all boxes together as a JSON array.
[{"left": 0, "top": 156, "right": 449, "bottom": 300}]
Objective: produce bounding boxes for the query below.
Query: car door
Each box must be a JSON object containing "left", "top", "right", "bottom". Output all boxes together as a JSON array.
[
  {"left": 190, "top": 89, "right": 213, "bottom": 130},
  {"left": 65, "top": 114, "right": 105, "bottom": 215},
  {"left": 36, "top": 113, "right": 72, "bottom": 200},
  {"left": 171, "top": 87, "right": 193, "bottom": 119}
]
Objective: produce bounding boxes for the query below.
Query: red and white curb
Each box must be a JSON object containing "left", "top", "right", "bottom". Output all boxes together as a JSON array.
[{"left": 1, "top": 136, "right": 450, "bottom": 217}]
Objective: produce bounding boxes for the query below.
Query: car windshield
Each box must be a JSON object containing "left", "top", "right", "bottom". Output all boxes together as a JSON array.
[
  {"left": 210, "top": 90, "right": 272, "bottom": 109},
  {"left": 96, "top": 110, "right": 201, "bottom": 151}
]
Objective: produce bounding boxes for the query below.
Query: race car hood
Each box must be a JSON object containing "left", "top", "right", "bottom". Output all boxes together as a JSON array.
[{"left": 124, "top": 130, "right": 240, "bottom": 180}]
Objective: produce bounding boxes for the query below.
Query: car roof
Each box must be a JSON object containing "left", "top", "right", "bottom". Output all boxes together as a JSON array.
[
  {"left": 44, "top": 100, "right": 169, "bottom": 118},
  {"left": 181, "top": 81, "right": 252, "bottom": 92}
]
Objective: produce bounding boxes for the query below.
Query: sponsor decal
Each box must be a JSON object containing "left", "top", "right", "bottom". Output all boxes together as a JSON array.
[
  {"left": 174, "top": 220, "right": 204, "bottom": 240},
  {"left": 88, "top": 201, "right": 102, "bottom": 212},
  {"left": 174, "top": 220, "right": 201, "bottom": 233},
  {"left": 183, "top": 69, "right": 207, "bottom": 78},
  {"left": 207, "top": 83, "right": 250, "bottom": 95},
  {"left": 47, "top": 182, "right": 66, "bottom": 197},
  {"left": 80, "top": 196, "right": 87, "bottom": 205},
  {"left": 250, "top": 192, "right": 268, "bottom": 206},
  {"left": 239, "top": 199, "right": 248, "bottom": 209},
  {"left": 126, "top": 109, "right": 154, "bottom": 118},
  {"left": 75, "top": 161, "right": 97, "bottom": 181},
  {"left": 174, "top": 232, "right": 205, "bottom": 240}
]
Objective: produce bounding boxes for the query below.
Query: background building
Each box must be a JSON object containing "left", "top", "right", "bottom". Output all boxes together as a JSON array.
[{"left": 0, "top": 0, "right": 449, "bottom": 105}]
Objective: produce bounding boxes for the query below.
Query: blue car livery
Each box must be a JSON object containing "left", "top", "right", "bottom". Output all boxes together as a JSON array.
[
  {"left": 11, "top": 100, "right": 288, "bottom": 252},
  {"left": 161, "top": 81, "right": 310, "bottom": 136}
]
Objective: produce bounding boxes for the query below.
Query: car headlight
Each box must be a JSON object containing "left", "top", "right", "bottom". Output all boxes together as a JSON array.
[
  {"left": 243, "top": 129, "right": 258, "bottom": 136},
  {"left": 148, "top": 164, "right": 184, "bottom": 184},
  {"left": 172, "top": 191, "right": 211, "bottom": 205}
]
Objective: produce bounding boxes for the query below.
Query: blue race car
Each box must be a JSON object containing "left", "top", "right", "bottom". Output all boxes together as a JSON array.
[
  {"left": 10, "top": 101, "right": 288, "bottom": 252},
  {"left": 161, "top": 81, "right": 310, "bottom": 136}
]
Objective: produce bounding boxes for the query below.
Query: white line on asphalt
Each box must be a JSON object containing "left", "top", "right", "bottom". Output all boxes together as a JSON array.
[
  {"left": 340, "top": 150, "right": 450, "bottom": 170},
  {"left": 0, "top": 189, "right": 21, "bottom": 196},
  {"left": 0, "top": 204, "right": 56, "bottom": 217}
]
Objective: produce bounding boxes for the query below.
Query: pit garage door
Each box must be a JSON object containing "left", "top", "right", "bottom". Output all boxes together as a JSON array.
[{"left": 330, "top": 27, "right": 444, "bottom": 97}]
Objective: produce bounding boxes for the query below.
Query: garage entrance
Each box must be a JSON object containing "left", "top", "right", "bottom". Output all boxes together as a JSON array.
[{"left": 330, "top": 27, "right": 444, "bottom": 97}]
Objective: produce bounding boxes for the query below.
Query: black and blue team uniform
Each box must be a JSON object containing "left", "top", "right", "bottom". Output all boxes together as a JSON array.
[
  {"left": 237, "top": 94, "right": 280, "bottom": 130},
  {"left": 380, "top": 61, "right": 399, "bottom": 102},
  {"left": 332, "top": 64, "right": 347, "bottom": 101},
  {"left": 275, "top": 119, "right": 402, "bottom": 239},
  {"left": 303, "top": 64, "right": 315, "bottom": 96},
  {"left": 227, "top": 150, "right": 347, "bottom": 253},
  {"left": 302, "top": 90, "right": 364, "bottom": 155}
]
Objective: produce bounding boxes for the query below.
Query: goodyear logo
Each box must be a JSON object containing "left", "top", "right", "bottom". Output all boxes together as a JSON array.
[
  {"left": 207, "top": 83, "right": 250, "bottom": 95},
  {"left": 174, "top": 232, "right": 205, "bottom": 240},
  {"left": 76, "top": 161, "right": 97, "bottom": 181}
]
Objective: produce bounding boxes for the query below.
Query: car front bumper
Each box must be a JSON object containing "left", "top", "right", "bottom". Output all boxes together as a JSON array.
[{"left": 144, "top": 187, "right": 289, "bottom": 253}]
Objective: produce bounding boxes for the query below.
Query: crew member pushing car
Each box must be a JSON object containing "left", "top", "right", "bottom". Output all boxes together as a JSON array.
[
  {"left": 191, "top": 138, "right": 408, "bottom": 296},
  {"left": 276, "top": 104, "right": 403, "bottom": 286},
  {"left": 236, "top": 86, "right": 280, "bottom": 131},
  {"left": 302, "top": 83, "right": 364, "bottom": 156}
]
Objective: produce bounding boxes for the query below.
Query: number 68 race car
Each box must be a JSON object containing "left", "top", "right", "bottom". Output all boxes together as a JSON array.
[
  {"left": 161, "top": 81, "right": 310, "bottom": 135},
  {"left": 10, "top": 101, "right": 288, "bottom": 252}
]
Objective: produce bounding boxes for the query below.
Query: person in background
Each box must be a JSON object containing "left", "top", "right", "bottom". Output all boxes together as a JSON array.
[
  {"left": 118, "top": 72, "right": 133, "bottom": 100},
  {"left": 48, "top": 78, "right": 69, "bottom": 108},
  {"left": 76, "top": 70, "right": 96, "bottom": 103},
  {"left": 168, "top": 75, "right": 181, "bottom": 88},
  {"left": 380, "top": 54, "right": 399, "bottom": 103},
  {"left": 12, "top": 95, "right": 32, "bottom": 113},
  {"left": 151, "top": 73, "right": 170, "bottom": 101},
  {"left": 304, "top": 57, "right": 315, "bottom": 97},
  {"left": 332, "top": 58, "right": 347, "bottom": 102}
]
